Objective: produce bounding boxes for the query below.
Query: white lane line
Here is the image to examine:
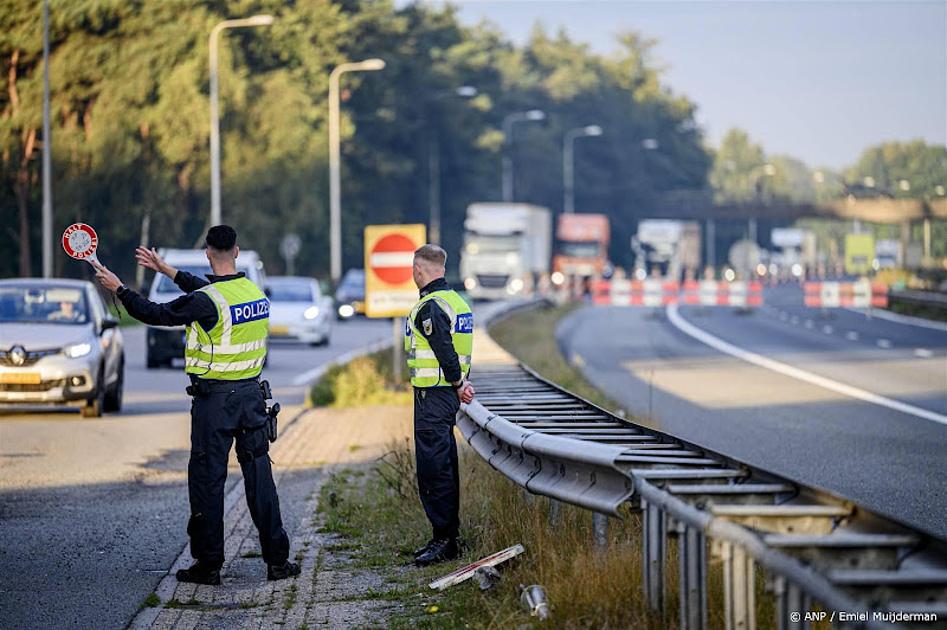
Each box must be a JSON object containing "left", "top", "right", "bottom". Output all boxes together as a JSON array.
[
  {"left": 877, "top": 339, "right": 892, "bottom": 349},
  {"left": 846, "top": 331, "right": 859, "bottom": 341},
  {"left": 291, "top": 338, "right": 392, "bottom": 385},
  {"left": 914, "top": 348, "right": 934, "bottom": 358},
  {"left": 822, "top": 325, "right": 834, "bottom": 335},
  {"left": 846, "top": 307, "right": 947, "bottom": 333},
  {"left": 666, "top": 304, "right": 947, "bottom": 427}
]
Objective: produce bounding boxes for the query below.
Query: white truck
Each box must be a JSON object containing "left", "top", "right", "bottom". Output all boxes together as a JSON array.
[
  {"left": 460, "top": 203, "right": 552, "bottom": 300},
  {"left": 632, "top": 219, "right": 701, "bottom": 280}
]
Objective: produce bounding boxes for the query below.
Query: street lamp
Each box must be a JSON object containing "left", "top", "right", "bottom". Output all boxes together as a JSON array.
[
  {"left": 747, "top": 163, "right": 776, "bottom": 244},
  {"left": 208, "top": 14, "right": 275, "bottom": 227},
  {"left": 562, "top": 125, "right": 603, "bottom": 214},
  {"left": 429, "top": 86, "right": 478, "bottom": 245},
  {"left": 501, "top": 109, "right": 545, "bottom": 201},
  {"left": 41, "top": 0, "right": 52, "bottom": 277},
  {"left": 328, "top": 58, "right": 386, "bottom": 283}
]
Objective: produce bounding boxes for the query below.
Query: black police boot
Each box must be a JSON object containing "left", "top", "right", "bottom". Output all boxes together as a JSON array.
[
  {"left": 414, "top": 538, "right": 460, "bottom": 567},
  {"left": 413, "top": 538, "right": 436, "bottom": 558},
  {"left": 267, "top": 561, "right": 301, "bottom": 581},
  {"left": 175, "top": 562, "right": 221, "bottom": 586}
]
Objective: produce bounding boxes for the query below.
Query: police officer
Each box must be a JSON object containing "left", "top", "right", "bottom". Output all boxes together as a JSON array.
[
  {"left": 405, "top": 244, "right": 475, "bottom": 567},
  {"left": 93, "top": 225, "right": 300, "bottom": 585}
]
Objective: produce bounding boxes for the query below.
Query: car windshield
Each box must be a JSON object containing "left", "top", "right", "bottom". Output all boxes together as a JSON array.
[
  {"left": 155, "top": 265, "right": 212, "bottom": 293},
  {"left": 337, "top": 270, "right": 365, "bottom": 296},
  {"left": 267, "top": 280, "right": 316, "bottom": 302},
  {"left": 560, "top": 242, "right": 601, "bottom": 259},
  {"left": 0, "top": 285, "right": 90, "bottom": 325}
]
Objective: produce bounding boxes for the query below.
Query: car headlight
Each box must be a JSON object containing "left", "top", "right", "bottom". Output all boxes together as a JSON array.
[
  {"left": 464, "top": 277, "right": 477, "bottom": 290},
  {"left": 63, "top": 342, "right": 92, "bottom": 358},
  {"left": 304, "top": 306, "right": 320, "bottom": 320},
  {"left": 551, "top": 271, "right": 565, "bottom": 286},
  {"left": 510, "top": 278, "right": 524, "bottom": 292},
  {"left": 338, "top": 304, "right": 355, "bottom": 318}
]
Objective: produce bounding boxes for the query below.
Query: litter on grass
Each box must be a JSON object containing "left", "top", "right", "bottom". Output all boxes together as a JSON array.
[{"left": 428, "top": 544, "right": 525, "bottom": 591}]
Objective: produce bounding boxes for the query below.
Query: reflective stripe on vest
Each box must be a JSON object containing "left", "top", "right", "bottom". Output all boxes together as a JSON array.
[
  {"left": 404, "top": 289, "right": 473, "bottom": 388},
  {"left": 185, "top": 278, "right": 269, "bottom": 380}
]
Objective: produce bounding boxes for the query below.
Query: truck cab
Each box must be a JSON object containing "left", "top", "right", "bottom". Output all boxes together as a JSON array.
[
  {"left": 145, "top": 249, "right": 267, "bottom": 368},
  {"left": 553, "top": 213, "right": 611, "bottom": 279}
]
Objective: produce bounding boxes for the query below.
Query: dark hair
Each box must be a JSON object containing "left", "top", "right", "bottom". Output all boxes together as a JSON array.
[{"left": 205, "top": 225, "right": 237, "bottom": 251}]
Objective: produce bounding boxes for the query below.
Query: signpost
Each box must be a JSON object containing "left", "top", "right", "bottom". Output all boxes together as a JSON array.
[
  {"left": 280, "top": 233, "right": 302, "bottom": 275},
  {"left": 364, "top": 224, "right": 427, "bottom": 381}
]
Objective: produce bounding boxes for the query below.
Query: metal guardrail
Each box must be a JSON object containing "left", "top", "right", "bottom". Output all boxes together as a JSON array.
[
  {"left": 458, "top": 302, "right": 947, "bottom": 630},
  {"left": 889, "top": 289, "right": 947, "bottom": 311}
]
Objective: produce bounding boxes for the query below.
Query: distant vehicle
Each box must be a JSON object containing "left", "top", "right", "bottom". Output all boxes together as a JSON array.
[
  {"left": 553, "top": 213, "right": 610, "bottom": 280},
  {"left": 266, "top": 276, "right": 332, "bottom": 346},
  {"left": 0, "top": 279, "right": 125, "bottom": 417},
  {"left": 334, "top": 269, "right": 366, "bottom": 320},
  {"left": 146, "top": 249, "right": 267, "bottom": 368},
  {"left": 460, "top": 203, "right": 552, "bottom": 300},
  {"left": 633, "top": 219, "right": 701, "bottom": 280}
]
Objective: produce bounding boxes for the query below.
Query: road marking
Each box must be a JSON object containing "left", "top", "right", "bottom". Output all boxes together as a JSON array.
[
  {"left": 914, "top": 348, "right": 934, "bottom": 358},
  {"left": 666, "top": 304, "right": 947, "bottom": 427},
  {"left": 877, "top": 339, "right": 892, "bottom": 349},
  {"left": 846, "top": 307, "right": 947, "bottom": 333},
  {"left": 822, "top": 325, "right": 834, "bottom": 334},
  {"left": 846, "top": 331, "right": 859, "bottom": 341},
  {"left": 291, "top": 338, "right": 393, "bottom": 385}
]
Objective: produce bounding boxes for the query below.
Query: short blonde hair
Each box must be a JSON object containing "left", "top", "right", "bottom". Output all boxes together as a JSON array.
[{"left": 414, "top": 244, "right": 447, "bottom": 269}]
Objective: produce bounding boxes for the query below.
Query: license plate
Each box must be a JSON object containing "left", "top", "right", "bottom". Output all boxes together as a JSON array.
[
  {"left": 270, "top": 325, "right": 290, "bottom": 335},
  {"left": 0, "top": 372, "right": 42, "bottom": 385}
]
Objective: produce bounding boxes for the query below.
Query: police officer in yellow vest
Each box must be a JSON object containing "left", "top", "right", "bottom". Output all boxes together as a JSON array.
[
  {"left": 405, "top": 245, "right": 475, "bottom": 566},
  {"left": 93, "top": 226, "right": 299, "bottom": 585}
]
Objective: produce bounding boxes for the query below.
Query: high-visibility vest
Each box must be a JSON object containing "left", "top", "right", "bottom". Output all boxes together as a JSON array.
[
  {"left": 184, "top": 277, "right": 269, "bottom": 380},
  {"left": 404, "top": 289, "right": 473, "bottom": 388}
]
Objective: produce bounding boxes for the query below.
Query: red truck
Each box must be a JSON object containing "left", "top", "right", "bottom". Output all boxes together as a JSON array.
[{"left": 552, "top": 213, "right": 611, "bottom": 279}]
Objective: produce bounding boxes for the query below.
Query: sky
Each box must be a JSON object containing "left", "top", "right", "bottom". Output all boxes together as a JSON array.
[{"left": 407, "top": 1, "right": 947, "bottom": 169}]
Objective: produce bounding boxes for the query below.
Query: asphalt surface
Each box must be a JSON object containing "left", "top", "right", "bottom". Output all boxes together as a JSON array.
[
  {"left": 559, "top": 284, "right": 947, "bottom": 539},
  {"left": 0, "top": 317, "right": 389, "bottom": 630}
]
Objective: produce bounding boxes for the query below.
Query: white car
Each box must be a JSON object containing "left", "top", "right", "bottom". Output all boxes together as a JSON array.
[
  {"left": 0, "top": 279, "right": 125, "bottom": 417},
  {"left": 266, "top": 276, "right": 332, "bottom": 346}
]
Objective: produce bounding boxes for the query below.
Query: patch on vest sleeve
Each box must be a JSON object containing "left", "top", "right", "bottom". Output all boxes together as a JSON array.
[
  {"left": 455, "top": 312, "right": 473, "bottom": 333},
  {"left": 230, "top": 298, "right": 270, "bottom": 324},
  {"left": 422, "top": 318, "right": 433, "bottom": 336}
]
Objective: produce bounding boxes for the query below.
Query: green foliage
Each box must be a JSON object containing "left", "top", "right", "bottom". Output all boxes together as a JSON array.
[
  {"left": 309, "top": 347, "right": 409, "bottom": 408},
  {"left": 846, "top": 140, "right": 947, "bottom": 199},
  {"left": 2, "top": 0, "right": 710, "bottom": 280}
]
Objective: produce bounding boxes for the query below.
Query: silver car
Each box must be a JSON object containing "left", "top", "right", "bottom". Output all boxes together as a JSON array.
[{"left": 0, "top": 279, "right": 125, "bottom": 417}]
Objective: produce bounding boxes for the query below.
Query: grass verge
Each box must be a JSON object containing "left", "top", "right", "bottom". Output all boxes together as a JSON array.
[{"left": 309, "top": 347, "right": 411, "bottom": 408}]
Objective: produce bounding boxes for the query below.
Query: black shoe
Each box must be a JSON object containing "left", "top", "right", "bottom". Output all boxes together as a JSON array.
[
  {"left": 415, "top": 538, "right": 460, "bottom": 567},
  {"left": 413, "top": 538, "right": 436, "bottom": 558},
  {"left": 175, "top": 562, "right": 221, "bottom": 585},
  {"left": 267, "top": 561, "right": 301, "bottom": 581}
]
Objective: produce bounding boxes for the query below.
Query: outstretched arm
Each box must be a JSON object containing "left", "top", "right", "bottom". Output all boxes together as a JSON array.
[{"left": 136, "top": 246, "right": 208, "bottom": 292}]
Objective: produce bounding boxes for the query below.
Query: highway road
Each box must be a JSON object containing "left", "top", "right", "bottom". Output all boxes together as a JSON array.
[
  {"left": 0, "top": 318, "right": 389, "bottom": 630},
  {"left": 559, "top": 284, "right": 947, "bottom": 539}
]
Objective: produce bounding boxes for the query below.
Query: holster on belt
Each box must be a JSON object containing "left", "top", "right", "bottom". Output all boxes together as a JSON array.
[{"left": 260, "top": 379, "right": 279, "bottom": 443}]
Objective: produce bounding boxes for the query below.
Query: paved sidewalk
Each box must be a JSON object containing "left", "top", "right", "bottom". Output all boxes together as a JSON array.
[{"left": 131, "top": 403, "right": 413, "bottom": 630}]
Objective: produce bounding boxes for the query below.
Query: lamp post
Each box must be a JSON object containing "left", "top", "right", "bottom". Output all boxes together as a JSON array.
[
  {"left": 747, "top": 163, "right": 775, "bottom": 244},
  {"left": 209, "top": 14, "right": 274, "bottom": 227},
  {"left": 41, "top": 0, "right": 52, "bottom": 277},
  {"left": 328, "top": 58, "right": 386, "bottom": 283},
  {"left": 501, "top": 109, "right": 545, "bottom": 201},
  {"left": 562, "top": 125, "right": 603, "bottom": 214},
  {"left": 428, "top": 86, "right": 477, "bottom": 245}
]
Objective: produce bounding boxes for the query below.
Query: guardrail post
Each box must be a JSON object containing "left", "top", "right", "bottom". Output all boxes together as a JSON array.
[
  {"left": 774, "top": 577, "right": 809, "bottom": 630},
  {"left": 592, "top": 512, "right": 609, "bottom": 548},
  {"left": 678, "top": 523, "right": 707, "bottom": 630},
  {"left": 548, "top": 498, "right": 562, "bottom": 526},
  {"left": 723, "top": 542, "right": 756, "bottom": 630},
  {"left": 642, "top": 500, "right": 666, "bottom": 614}
]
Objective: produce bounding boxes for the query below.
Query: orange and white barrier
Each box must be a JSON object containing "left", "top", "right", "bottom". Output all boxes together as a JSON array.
[
  {"left": 591, "top": 279, "right": 679, "bottom": 306},
  {"left": 681, "top": 280, "right": 763, "bottom": 308},
  {"left": 804, "top": 281, "right": 887, "bottom": 308},
  {"left": 591, "top": 279, "right": 763, "bottom": 307}
]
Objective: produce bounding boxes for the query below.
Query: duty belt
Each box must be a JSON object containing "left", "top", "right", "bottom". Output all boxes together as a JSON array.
[{"left": 186, "top": 376, "right": 259, "bottom": 397}]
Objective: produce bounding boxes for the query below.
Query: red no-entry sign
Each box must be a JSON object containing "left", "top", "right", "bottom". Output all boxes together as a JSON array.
[{"left": 364, "top": 224, "right": 426, "bottom": 318}]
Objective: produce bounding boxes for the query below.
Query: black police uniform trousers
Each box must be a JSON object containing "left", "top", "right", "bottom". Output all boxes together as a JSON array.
[
  {"left": 187, "top": 378, "right": 289, "bottom": 568},
  {"left": 413, "top": 386, "right": 461, "bottom": 540}
]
